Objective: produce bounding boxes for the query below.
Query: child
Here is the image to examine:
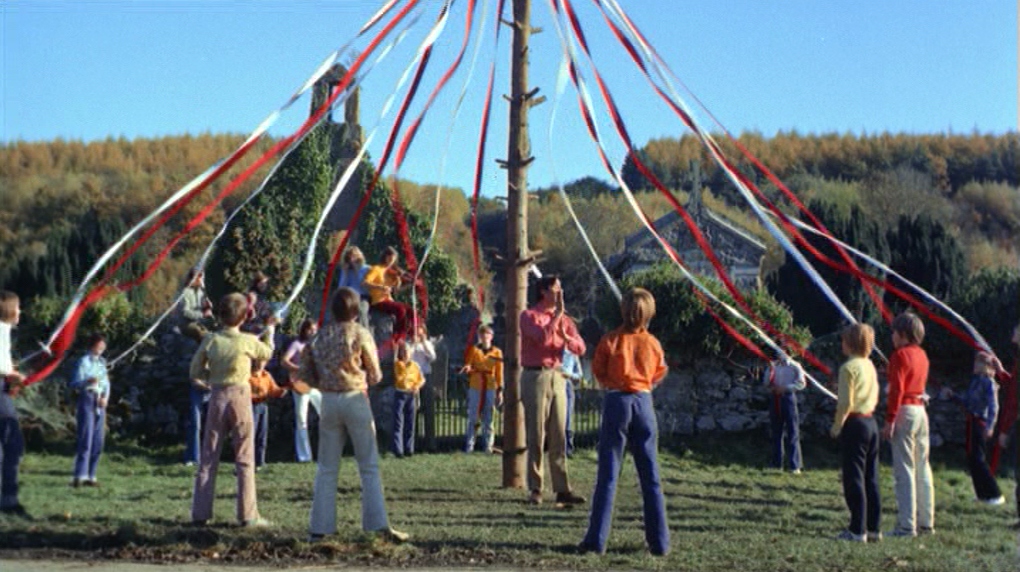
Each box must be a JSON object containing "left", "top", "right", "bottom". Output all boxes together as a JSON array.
[
  {"left": 190, "top": 293, "right": 275, "bottom": 527},
  {"left": 362, "top": 246, "right": 412, "bottom": 342},
  {"left": 0, "top": 291, "right": 28, "bottom": 518},
  {"left": 831, "top": 323, "right": 881, "bottom": 543},
  {"left": 302, "top": 287, "right": 407, "bottom": 543},
  {"left": 392, "top": 341, "right": 425, "bottom": 458},
  {"left": 948, "top": 352, "right": 1004, "bottom": 504},
  {"left": 561, "top": 348, "right": 583, "bottom": 457},
  {"left": 459, "top": 325, "right": 503, "bottom": 454},
  {"left": 249, "top": 358, "right": 287, "bottom": 471},
  {"left": 69, "top": 333, "right": 111, "bottom": 487},
  {"left": 882, "top": 312, "right": 935, "bottom": 537},
  {"left": 579, "top": 287, "right": 669, "bottom": 556},
  {"left": 281, "top": 318, "right": 321, "bottom": 463},
  {"left": 764, "top": 356, "right": 807, "bottom": 473},
  {"left": 998, "top": 324, "right": 1020, "bottom": 525}
]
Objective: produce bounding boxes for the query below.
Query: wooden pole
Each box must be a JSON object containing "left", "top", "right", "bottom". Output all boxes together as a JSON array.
[{"left": 501, "top": 0, "right": 537, "bottom": 488}]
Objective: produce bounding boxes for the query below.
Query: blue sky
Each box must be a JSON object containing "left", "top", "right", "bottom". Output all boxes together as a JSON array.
[{"left": 2, "top": 0, "right": 1017, "bottom": 196}]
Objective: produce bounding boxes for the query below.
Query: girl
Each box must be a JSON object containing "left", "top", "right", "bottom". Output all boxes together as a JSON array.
[
  {"left": 950, "top": 352, "right": 1004, "bottom": 504},
  {"left": 830, "top": 323, "right": 881, "bottom": 543},
  {"left": 579, "top": 288, "right": 669, "bottom": 556},
  {"left": 282, "top": 318, "right": 322, "bottom": 463},
  {"left": 337, "top": 246, "right": 370, "bottom": 327},
  {"left": 392, "top": 341, "right": 425, "bottom": 457},
  {"left": 69, "top": 333, "right": 111, "bottom": 487}
]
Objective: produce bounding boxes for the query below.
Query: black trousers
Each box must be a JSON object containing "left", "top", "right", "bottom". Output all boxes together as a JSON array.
[
  {"left": 966, "top": 416, "right": 1002, "bottom": 501},
  {"left": 840, "top": 416, "right": 881, "bottom": 535}
]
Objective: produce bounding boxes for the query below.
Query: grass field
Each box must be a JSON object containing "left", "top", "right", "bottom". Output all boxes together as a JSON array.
[{"left": 1, "top": 433, "right": 1017, "bottom": 571}]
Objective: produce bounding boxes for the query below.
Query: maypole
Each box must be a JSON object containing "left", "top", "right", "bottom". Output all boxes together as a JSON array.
[{"left": 501, "top": 0, "right": 540, "bottom": 487}]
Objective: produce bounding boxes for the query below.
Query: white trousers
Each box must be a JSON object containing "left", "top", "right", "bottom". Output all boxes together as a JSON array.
[
  {"left": 891, "top": 405, "right": 935, "bottom": 532},
  {"left": 293, "top": 389, "right": 322, "bottom": 463}
]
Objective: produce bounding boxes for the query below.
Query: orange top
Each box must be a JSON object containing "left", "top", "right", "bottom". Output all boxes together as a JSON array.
[
  {"left": 592, "top": 328, "right": 667, "bottom": 393},
  {"left": 249, "top": 369, "right": 285, "bottom": 404},
  {"left": 886, "top": 344, "right": 930, "bottom": 421}
]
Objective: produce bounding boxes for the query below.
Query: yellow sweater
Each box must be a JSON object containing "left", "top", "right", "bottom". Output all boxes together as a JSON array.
[
  {"left": 831, "top": 356, "right": 879, "bottom": 437},
  {"left": 394, "top": 360, "right": 425, "bottom": 392},
  {"left": 464, "top": 344, "right": 503, "bottom": 391}
]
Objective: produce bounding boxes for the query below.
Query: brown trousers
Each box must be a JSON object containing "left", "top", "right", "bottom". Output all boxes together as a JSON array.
[
  {"left": 521, "top": 367, "right": 571, "bottom": 494},
  {"left": 191, "top": 384, "right": 258, "bottom": 523}
]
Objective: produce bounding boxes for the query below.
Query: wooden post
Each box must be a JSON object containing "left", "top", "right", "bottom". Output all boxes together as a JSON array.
[{"left": 501, "top": 0, "right": 538, "bottom": 488}]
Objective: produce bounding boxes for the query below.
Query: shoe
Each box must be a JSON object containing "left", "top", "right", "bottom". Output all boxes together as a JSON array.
[
  {"left": 373, "top": 527, "right": 410, "bottom": 543},
  {"left": 918, "top": 526, "right": 936, "bottom": 536},
  {"left": 576, "top": 541, "right": 604, "bottom": 555},
  {"left": 555, "top": 491, "right": 587, "bottom": 506},
  {"left": 189, "top": 519, "right": 209, "bottom": 527},
  {"left": 183, "top": 461, "right": 196, "bottom": 467},
  {"left": 866, "top": 532, "right": 883, "bottom": 543},
  {"left": 83, "top": 479, "right": 100, "bottom": 488},
  {"left": 70, "top": 479, "right": 81, "bottom": 488},
  {"left": 886, "top": 527, "right": 916, "bottom": 538},
  {"left": 242, "top": 517, "right": 273, "bottom": 528},
  {"left": 835, "top": 530, "right": 866, "bottom": 542},
  {"left": 791, "top": 469, "right": 803, "bottom": 475},
  {"left": 0, "top": 504, "right": 32, "bottom": 519},
  {"left": 981, "top": 496, "right": 1006, "bottom": 506},
  {"left": 307, "top": 533, "right": 325, "bottom": 543},
  {"left": 528, "top": 490, "right": 543, "bottom": 505}
]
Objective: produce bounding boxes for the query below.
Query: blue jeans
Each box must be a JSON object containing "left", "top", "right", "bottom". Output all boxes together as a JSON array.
[
  {"left": 392, "top": 390, "right": 416, "bottom": 456},
  {"left": 253, "top": 402, "right": 269, "bottom": 468},
  {"left": 769, "top": 392, "right": 802, "bottom": 471},
  {"left": 0, "top": 416, "right": 23, "bottom": 508},
  {"left": 73, "top": 392, "right": 106, "bottom": 481},
  {"left": 582, "top": 392, "right": 669, "bottom": 555},
  {"left": 185, "top": 386, "right": 210, "bottom": 464},
  {"left": 465, "top": 388, "right": 496, "bottom": 452},
  {"left": 565, "top": 381, "right": 575, "bottom": 455}
]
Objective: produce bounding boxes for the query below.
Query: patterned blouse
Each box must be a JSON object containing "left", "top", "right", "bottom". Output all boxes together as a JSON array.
[{"left": 299, "top": 321, "right": 381, "bottom": 393}]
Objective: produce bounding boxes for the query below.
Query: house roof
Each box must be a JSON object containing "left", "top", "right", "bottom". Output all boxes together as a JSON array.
[{"left": 623, "top": 208, "right": 767, "bottom": 252}]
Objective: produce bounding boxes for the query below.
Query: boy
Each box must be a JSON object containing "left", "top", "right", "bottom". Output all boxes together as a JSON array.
[
  {"left": 190, "top": 293, "right": 275, "bottom": 527},
  {"left": 362, "top": 247, "right": 412, "bottom": 342},
  {"left": 460, "top": 325, "right": 503, "bottom": 454},
  {"left": 764, "top": 356, "right": 807, "bottom": 473},
  {"left": 392, "top": 341, "right": 425, "bottom": 458},
  {"left": 69, "top": 333, "right": 111, "bottom": 487},
  {"left": 882, "top": 312, "right": 934, "bottom": 537},
  {"left": 0, "top": 291, "right": 28, "bottom": 517},
  {"left": 249, "top": 358, "right": 286, "bottom": 471},
  {"left": 831, "top": 323, "right": 881, "bottom": 543},
  {"left": 579, "top": 288, "right": 669, "bottom": 556}
]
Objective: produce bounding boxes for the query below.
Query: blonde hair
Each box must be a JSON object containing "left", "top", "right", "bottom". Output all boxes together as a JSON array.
[
  {"left": 396, "top": 341, "right": 410, "bottom": 362},
  {"left": 974, "top": 352, "right": 996, "bottom": 377},
  {"left": 620, "top": 287, "right": 656, "bottom": 332},
  {"left": 343, "top": 246, "right": 365, "bottom": 267},
  {"left": 841, "top": 323, "right": 875, "bottom": 358}
]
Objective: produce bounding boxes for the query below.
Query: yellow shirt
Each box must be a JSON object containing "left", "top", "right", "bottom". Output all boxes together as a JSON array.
[
  {"left": 464, "top": 345, "right": 503, "bottom": 391},
  {"left": 394, "top": 360, "right": 425, "bottom": 393},
  {"left": 190, "top": 327, "right": 274, "bottom": 388},
  {"left": 363, "top": 264, "right": 400, "bottom": 305},
  {"left": 832, "top": 356, "right": 879, "bottom": 436}
]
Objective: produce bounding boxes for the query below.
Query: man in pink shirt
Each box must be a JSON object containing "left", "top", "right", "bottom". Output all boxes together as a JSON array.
[{"left": 520, "top": 275, "right": 587, "bottom": 507}]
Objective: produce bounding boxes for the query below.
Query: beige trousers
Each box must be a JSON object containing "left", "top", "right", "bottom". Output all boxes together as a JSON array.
[
  {"left": 521, "top": 367, "right": 571, "bottom": 494},
  {"left": 891, "top": 405, "right": 935, "bottom": 531},
  {"left": 191, "top": 384, "right": 258, "bottom": 523}
]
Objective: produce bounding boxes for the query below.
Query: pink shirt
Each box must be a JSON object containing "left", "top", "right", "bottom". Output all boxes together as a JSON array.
[{"left": 520, "top": 305, "right": 586, "bottom": 369}]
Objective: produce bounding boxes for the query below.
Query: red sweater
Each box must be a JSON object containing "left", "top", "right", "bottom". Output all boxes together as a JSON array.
[{"left": 886, "top": 344, "right": 930, "bottom": 422}]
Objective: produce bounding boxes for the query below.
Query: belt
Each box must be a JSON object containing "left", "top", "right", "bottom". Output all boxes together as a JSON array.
[
  {"left": 847, "top": 412, "right": 872, "bottom": 419},
  {"left": 522, "top": 366, "right": 546, "bottom": 372},
  {"left": 902, "top": 396, "right": 926, "bottom": 406}
]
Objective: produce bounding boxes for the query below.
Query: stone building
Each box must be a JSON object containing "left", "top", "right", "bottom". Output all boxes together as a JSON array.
[{"left": 606, "top": 192, "right": 767, "bottom": 289}]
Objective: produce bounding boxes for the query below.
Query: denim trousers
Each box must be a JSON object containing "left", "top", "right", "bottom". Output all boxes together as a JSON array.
[
  {"left": 392, "top": 390, "right": 416, "bottom": 456},
  {"left": 582, "top": 391, "right": 669, "bottom": 555},
  {"left": 184, "top": 386, "right": 210, "bottom": 464},
  {"left": 465, "top": 387, "right": 496, "bottom": 452},
  {"left": 0, "top": 416, "right": 23, "bottom": 508},
  {"left": 768, "top": 392, "right": 802, "bottom": 471},
  {"left": 73, "top": 392, "right": 106, "bottom": 481}
]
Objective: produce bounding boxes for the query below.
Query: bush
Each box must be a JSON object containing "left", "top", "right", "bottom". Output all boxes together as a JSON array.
[{"left": 599, "top": 263, "right": 811, "bottom": 362}]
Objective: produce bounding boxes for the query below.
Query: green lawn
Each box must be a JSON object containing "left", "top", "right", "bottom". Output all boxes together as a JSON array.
[{"left": 1, "top": 434, "right": 1017, "bottom": 571}]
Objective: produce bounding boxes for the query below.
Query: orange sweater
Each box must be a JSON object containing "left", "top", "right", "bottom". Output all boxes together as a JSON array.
[
  {"left": 463, "top": 344, "right": 503, "bottom": 391},
  {"left": 885, "top": 344, "right": 930, "bottom": 421},
  {"left": 249, "top": 369, "right": 286, "bottom": 404},
  {"left": 592, "top": 328, "right": 667, "bottom": 393}
]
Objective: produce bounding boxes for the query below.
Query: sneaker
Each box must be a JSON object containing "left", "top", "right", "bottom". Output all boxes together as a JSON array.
[
  {"left": 307, "top": 533, "right": 325, "bottom": 543},
  {"left": 242, "top": 517, "right": 273, "bottom": 528},
  {"left": 835, "top": 530, "right": 866, "bottom": 542},
  {"left": 528, "top": 490, "right": 543, "bottom": 505},
  {"left": 0, "top": 504, "right": 32, "bottom": 519},
  {"left": 866, "top": 532, "right": 883, "bottom": 543},
  {"left": 372, "top": 527, "right": 410, "bottom": 543},
  {"left": 70, "top": 479, "right": 82, "bottom": 488},
  {"left": 918, "top": 526, "right": 936, "bottom": 536},
  {"left": 791, "top": 469, "right": 803, "bottom": 475},
  {"left": 83, "top": 479, "right": 100, "bottom": 488},
  {"left": 886, "top": 527, "right": 916, "bottom": 538},
  {"left": 555, "top": 491, "right": 587, "bottom": 506},
  {"left": 981, "top": 496, "right": 1006, "bottom": 506},
  {"left": 183, "top": 461, "right": 196, "bottom": 467}
]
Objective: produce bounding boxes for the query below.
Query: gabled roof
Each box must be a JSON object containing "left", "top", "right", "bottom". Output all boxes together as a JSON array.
[{"left": 623, "top": 208, "right": 767, "bottom": 252}]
